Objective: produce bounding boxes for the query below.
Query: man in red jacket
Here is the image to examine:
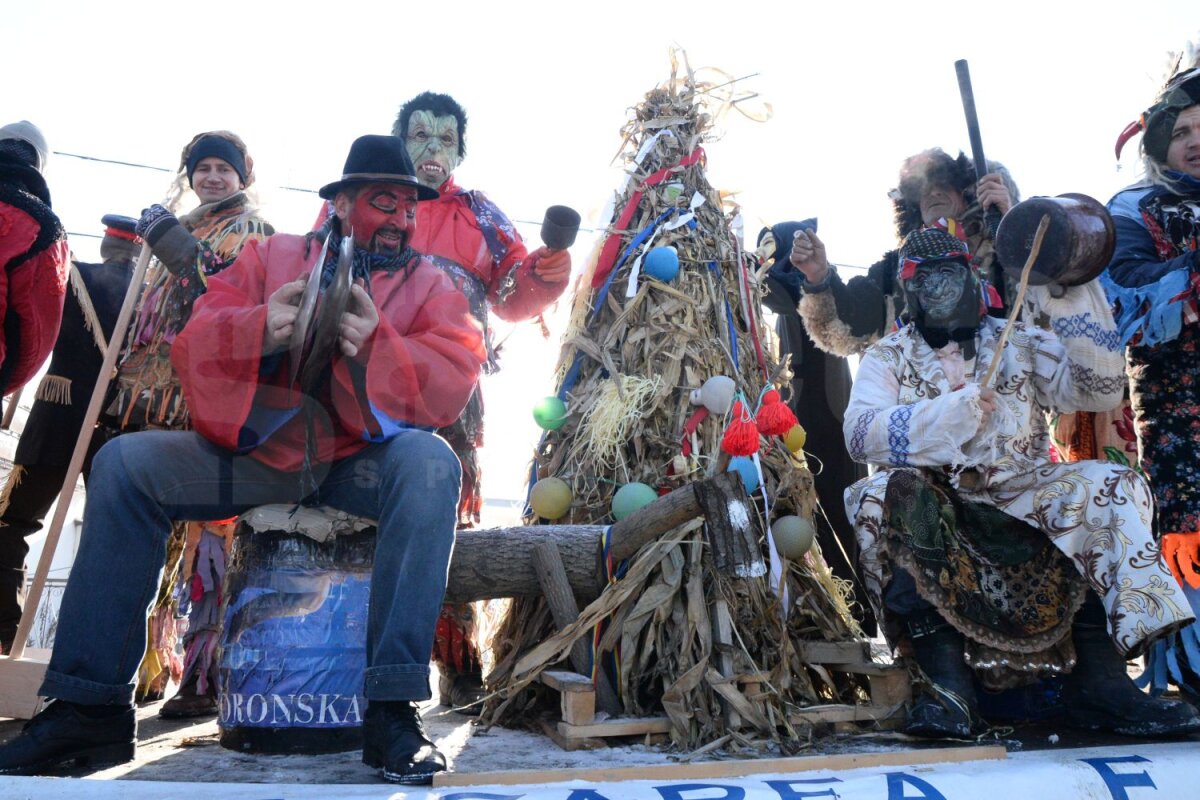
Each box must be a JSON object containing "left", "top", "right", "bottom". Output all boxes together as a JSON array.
[
  {"left": 394, "top": 91, "right": 570, "bottom": 711},
  {"left": 0, "top": 135, "right": 486, "bottom": 785},
  {"left": 0, "top": 120, "right": 68, "bottom": 402}
]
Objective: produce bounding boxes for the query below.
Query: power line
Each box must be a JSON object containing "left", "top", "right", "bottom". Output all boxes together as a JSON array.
[
  {"left": 52, "top": 150, "right": 319, "bottom": 194},
  {"left": 52, "top": 150, "right": 869, "bottom": 270},
  {"left": 54, "top": 151, "right": 172, "bottom": 173}
]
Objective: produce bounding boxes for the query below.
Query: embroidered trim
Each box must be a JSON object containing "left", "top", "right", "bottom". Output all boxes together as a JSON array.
[
  {"left": 1050, "top": 312, "right": 1121, "bottom": 352},
  {"left": 1068, "top": 362, "right": 1126, "bottom": 395},
  {"left": 849, "top": 409, "right": 878, "bottom": 461},
  {"left": 887, "top": 405, "right": 914, "bottom": 466}
]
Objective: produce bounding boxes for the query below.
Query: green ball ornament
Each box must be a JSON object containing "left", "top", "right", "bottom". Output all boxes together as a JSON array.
[
  {"left": 530, "top": 477, "right": 573, "bottom": 520},
  {"left": 533, "top": 396, "right": 569, "bottom": 430},
  {"left": 612, "top": 482, "right": 657, "bottom": 521},
  {"left": 771, "top": 515, "right": 816, "bottom": 559}
]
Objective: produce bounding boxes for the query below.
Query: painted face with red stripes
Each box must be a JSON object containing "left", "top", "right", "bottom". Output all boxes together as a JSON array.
[{"left": 334, "top": 184, "right": 418, "bottom": 254}]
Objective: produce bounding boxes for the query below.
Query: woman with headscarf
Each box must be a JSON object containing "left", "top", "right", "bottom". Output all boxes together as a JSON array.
[
  {"left": 1106, "top": 54, "right": 1200, "bottom": 701},
  {"left": 109, "top": 131, "right": 274, "bottom": 716}
]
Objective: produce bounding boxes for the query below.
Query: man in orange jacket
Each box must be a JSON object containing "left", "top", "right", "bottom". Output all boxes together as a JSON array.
[{"left": 0, "top": 136, "right": 486, "bottom": 785}]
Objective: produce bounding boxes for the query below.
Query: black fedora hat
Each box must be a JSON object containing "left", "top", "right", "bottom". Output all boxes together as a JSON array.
[{"left": 318, "top": 134, "right": 438, "bottom": 201}]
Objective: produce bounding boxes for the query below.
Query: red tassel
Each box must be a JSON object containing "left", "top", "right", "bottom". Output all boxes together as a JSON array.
[
  {"left": 755, "top": 390, "right": 798, "bottom": 436},
  {"left": 721, "top": 401, "right": 760, "bottom": 456}
]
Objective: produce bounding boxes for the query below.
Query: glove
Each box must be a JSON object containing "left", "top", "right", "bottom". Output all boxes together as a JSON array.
[
  {"left": 1162, "top": 531, "right": 1200, "bottom": 590},
  {"left": 136, "top": 204, "right": 197, "bottom": 275}
]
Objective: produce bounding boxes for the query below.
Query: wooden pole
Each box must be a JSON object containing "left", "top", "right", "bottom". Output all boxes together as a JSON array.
[
  {"left": 980, "top": 214, "right": 1051, "bottom": 389},
  {"left": 1, "top": 385, "right": 22, "bottom": 430},
  {"left": 532, "top": 541, "right": 622, "bottom": 715},
  {"left": 4, "top": 243, "right": 152, "bottom": 661}
]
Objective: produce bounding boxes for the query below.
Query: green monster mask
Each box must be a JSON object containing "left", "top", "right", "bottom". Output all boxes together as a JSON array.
[{"left": 405, "top": 110, "right": 461, "bottom": 190}]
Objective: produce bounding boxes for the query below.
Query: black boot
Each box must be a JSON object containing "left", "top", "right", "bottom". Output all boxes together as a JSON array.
[
  {"left": 439, "top": 670, "right": 486, "bottom": 717},
  {"left": 1063, "top": 619, "right": 1200, "bottom": 737},
  {"left": 0, "top": 699, "right": 136, "bottom": 775},
  {"left": 903, "top": 611, "right": 982, "bottom": 739},
  {"left": 361, "top": 701, "right": 446, "bottom": 785}
]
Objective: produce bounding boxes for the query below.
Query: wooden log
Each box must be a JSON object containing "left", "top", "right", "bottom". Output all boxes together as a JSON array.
[
  {"left": 532, "top": 542, "right": 622, "bottom": 715},
  {"left": 609, "top": 471, "right": 746, "bottom": 562},
  {"left": 447, "top": 524, "right": 606, "bottom": 603},
  {"left": 696, "top": 473, "right": 763, "bottom": 578},
  {"left": 445, "top": 473, "right": 748, "bottom": 603}
]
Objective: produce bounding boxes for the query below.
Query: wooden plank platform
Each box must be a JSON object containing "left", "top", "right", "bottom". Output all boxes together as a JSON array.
[{"left": 434, "top": 744, "right": 1008, "bottom": 787}]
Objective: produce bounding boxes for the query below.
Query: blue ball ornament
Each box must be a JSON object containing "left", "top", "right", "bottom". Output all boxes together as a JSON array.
[
  {"left": 643, "top": 246, "right": 680, "bottom": 282},
  {"left": 726, "top": 456, "right": 760, "bottom": 494}
]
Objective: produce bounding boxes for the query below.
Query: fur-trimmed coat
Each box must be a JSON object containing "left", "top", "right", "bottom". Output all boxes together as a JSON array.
[{"left": 800, "top": 152, "right": 1018, "bottom": 357}]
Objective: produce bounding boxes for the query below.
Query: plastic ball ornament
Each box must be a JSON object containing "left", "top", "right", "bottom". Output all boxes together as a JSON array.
[
  {"left": 726, "top": 456, "right": 760, "bottom": 494},
  {"left": 771, "top": 515, "right": 816, "bottom": 559},
  {"left": 612, "top": 482, "right": 657, "bottom": 521},
  {"left": 784, "top": 424, "right": 807, "bottom": 453},
  {"left": 530, "top": 477, "right": 573, "bottom": 520},
  {"left": 533, "top": 396, "right": 569, "bottom": 430},
  {"left": 643, "top": 246, "right": 680, "bottom": 282}
]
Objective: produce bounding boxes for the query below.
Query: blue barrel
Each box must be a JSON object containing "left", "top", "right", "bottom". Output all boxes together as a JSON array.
[{"left": 217, "top": 527, "right": 375, "bottom": 754}]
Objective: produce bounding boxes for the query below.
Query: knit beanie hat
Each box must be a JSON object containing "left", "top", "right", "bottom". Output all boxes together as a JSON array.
[
  {"left": 184, "top": 133, "right": 250, "bottom": 187},
  {"left": 0, "top": 120, "right": 49, "bottom": 173}
]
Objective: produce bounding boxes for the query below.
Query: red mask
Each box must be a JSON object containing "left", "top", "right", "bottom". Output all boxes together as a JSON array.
[{"left": 345, "top": 185, "right": 418, "bottom": 254}]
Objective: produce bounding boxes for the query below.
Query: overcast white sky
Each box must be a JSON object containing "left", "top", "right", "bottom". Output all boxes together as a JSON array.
[{"left": 4, "top": 0, "right": 1195, "bottom": 504}]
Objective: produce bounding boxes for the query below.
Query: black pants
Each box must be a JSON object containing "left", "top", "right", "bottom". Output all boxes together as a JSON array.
[{"left": 0, "top": 440, "right": 104, "bottom": 645}]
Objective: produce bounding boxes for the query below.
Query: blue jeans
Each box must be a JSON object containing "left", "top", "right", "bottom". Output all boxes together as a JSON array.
[{"left": 40, "top": 428, "right": 460, "bottom": 706}]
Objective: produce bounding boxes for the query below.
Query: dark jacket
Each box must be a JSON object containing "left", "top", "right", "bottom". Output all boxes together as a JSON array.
[{"left": 15, "top": 254, "right": 134, "bottom": 466}]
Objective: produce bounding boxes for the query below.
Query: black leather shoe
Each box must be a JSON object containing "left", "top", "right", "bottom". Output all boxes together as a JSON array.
[
  {"left": 361, "top": 701, "right": 446, "bottom": 785},
  {"left": 0, "top": 699, "right": 136, "bottom": 775}
]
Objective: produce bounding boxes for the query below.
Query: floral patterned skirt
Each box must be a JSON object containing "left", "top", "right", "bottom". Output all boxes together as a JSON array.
[{"left": 1128, "top": 322, "right": 1200, "bottom": 533}]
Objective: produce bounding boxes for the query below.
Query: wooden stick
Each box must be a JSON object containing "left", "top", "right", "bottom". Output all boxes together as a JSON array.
[
  {"left": 979, "top": 213, "right": 1051, "bottom": 389},
  {"left": 4, "top": 243, "right": 153, "bottom": 661},
  {"left": 531, "top": 541, "right": 622, "bottom": 715},
  {"left": 1, "top": 386, "right": 23, "bottom": 430}
]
